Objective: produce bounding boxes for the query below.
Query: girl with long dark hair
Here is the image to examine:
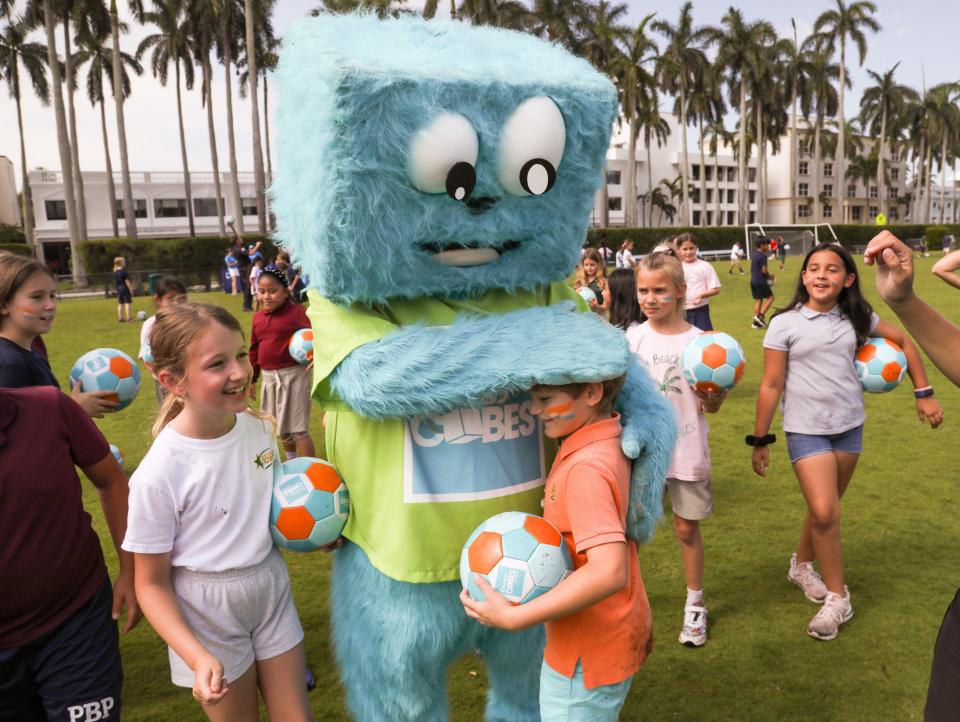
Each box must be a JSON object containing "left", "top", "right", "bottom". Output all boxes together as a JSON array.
[{"left": 607, "top": 268, "right": 644, "bottom": 330}]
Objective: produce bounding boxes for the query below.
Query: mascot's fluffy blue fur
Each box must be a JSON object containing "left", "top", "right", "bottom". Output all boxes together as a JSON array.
[{"left": 274, "top": 14, "right": 676, "bottom": 722}]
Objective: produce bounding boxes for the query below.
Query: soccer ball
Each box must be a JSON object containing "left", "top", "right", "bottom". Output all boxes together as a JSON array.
[
  {"left": 577, "top": 286, "right": 597, "bottom": 305},
  {"left": 288, "top": 328, "right": 314, "bottom": 365},
  {"left": 69, "top": 348, "right": 141, "bottom": 411},
  {"left": 855, "top": 337, "right": 908, "bottom": 393},
  {"left": 270, "top": 457, "right": 350, "bottom": 552},
  {"left": 109, "top": 443, "right": 124, "bottom": 467},
  {"left": 680, "top": 331, "right": 746, "bottom": 394},
  {"left": 225, "top": 214, "right": 235, "bottom": 226},
  {"left": 460, "top": 511, "right": 573, "bottom": 604},
  {"left": 136, "top": 310, "right": 147, "bottom": 321}
]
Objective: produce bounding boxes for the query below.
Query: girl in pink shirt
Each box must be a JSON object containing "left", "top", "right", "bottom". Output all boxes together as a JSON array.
[{"left": 625, "top": 250, "right": 726, "bottom": 648}]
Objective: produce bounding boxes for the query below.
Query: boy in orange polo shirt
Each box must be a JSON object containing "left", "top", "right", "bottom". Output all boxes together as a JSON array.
[{"left": 461, "top": 375, "right": 652, "bottom": 721}]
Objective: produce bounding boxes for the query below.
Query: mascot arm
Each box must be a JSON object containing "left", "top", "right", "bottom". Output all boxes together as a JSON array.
[
  {"left": 617, "top": 358, "right": 678, "bottom": 545},
  {"left": 330, "top": 301, "right": 630, "bottom": 419}
]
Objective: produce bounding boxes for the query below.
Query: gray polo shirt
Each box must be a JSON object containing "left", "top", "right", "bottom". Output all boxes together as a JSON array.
[{"left": 763, "top": 305, "right": 879, "bottom": 434}]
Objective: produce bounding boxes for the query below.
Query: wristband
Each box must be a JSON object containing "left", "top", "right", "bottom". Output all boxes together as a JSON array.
[
  {"left": 745, "top": 434, "right": 777, "bottom": 447},
  {"left": 914, "top": 386, "right": 935, "bottom": 399}
]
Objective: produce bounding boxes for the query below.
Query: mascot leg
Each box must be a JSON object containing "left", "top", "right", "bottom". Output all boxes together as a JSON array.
[
  {"left": 478, "top": 624, "right": 544, "bottom": 722},
  {"left": 331, "top": 541, "right": 471, "bottom": 722}
]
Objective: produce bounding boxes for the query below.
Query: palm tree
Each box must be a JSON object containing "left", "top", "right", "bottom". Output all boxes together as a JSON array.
[
  {"left": 0, "top": 13, "right": 48, "bottom": 258},
  {"left": 638, "top": 104, "right": 670, "bottom": 227},
  {"left": 110, "top": 0, "right": 142, "bottom": 238},
  {"left": 927, "top": 83, "right": 960, "bottom": 224},
  {"left": 711, "top": 8, "right": 775, "bottom": 226},
  {"left": 215, "top": 0, "right": 246, "bottom": 233},
  {"left": 704, "top": 119, "right": 732, "bottom": 225},
  {"left": 653, "top": 1, "right": 711, "bottom": 227},
  {"left": 242, "top": 0, "right": 274, "bottom": 233},
  {"left": 138, "top": 0, "right": 197, "bottom": 237},
  {"left": 803, "top": 44, "right": 841, "bottom": 223},
  {"left": 813, "top": 0, "right": 880, "bottom": 223},
  {"left": 611, "top": 13, "right": 657, "bottom": 228},
  {"left": 530, "top": 0, "right": 586, "bottom": 51},
  {"left": 859, "top": 63, "right": 917, "bottom": 218},
  {"left": 650, "top": 183, "right": 677, "bottom": 226},
  {"left": 779, "top": 21, "right": 815, "bottom": 224},
  {"left": 74, "top": 13, "right": 141, "bottom": 239},
  {"left": 684, "top": 65, "right": 725, "bottom": 227},
  {"left": 455, "top": 0, "right": 530, "bottom": 29}
]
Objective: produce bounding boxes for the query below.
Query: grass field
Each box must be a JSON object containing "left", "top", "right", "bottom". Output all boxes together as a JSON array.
[{"left": 50, "top": 255, "right": 960, "bottom": 721}]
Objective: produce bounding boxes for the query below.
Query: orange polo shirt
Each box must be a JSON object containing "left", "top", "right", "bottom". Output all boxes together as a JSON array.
[{"left": 542, "top": 413, "right": 653, "bottom": 689}]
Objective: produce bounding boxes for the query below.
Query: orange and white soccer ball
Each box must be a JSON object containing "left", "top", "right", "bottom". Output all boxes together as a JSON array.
[
  {"left": 270, "top": 457, "right": 349, "bottom": 552},
  {"left": 69, "top": 348, "right": 141, "bottom": 411},
  {"left": 680, "top": 331, "right": 746, "bottom": 394},
  {"left": 288, "top": 328, "right": 314, "bottom": 365}
]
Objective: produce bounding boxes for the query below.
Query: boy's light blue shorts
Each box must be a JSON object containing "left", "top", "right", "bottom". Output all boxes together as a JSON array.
[{"left": 540, "top": 660, "right": 632, "bottom": 722}]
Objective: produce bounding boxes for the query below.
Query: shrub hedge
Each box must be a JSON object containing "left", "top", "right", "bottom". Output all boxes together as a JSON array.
[
  {"left": 0, "top": 242, "right": 33, "bottom": 256},
  {"left": 924, "top": 225, "right": 951, "bottom": 249},
  {"left": 0, "top": 225, "right": 26, "bottom": 244}
]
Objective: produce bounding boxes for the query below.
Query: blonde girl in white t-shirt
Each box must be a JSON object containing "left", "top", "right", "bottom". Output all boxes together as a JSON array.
[
  {"left": 123, "top": 302, "right": 312, "bottom": 721},
  {"left": 625, "top": 250, "right": 726, "bottom": 648}
]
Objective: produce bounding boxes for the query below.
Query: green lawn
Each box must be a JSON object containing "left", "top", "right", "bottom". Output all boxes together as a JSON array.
[{"left": 51, "top": 255, "right": 959, "bottom": 721}]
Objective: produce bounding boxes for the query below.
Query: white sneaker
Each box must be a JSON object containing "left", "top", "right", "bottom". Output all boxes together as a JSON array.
[
  {"left": 788, "top": 554, "right": 828, "bottom": 603},
  {"left": 752, "top": 315, "right": 767, "bottom": 328},
  {"left": 678, "top": 603, "right": 708, "bottom": 647},
  {"left": 807, "top": 587, "right": 853, "bottom": 640}
]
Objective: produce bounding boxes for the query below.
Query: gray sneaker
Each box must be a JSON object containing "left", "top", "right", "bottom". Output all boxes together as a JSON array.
[
  {"left": 788, "top": 554, "right": 828, "bottom": 603},
  {"left": 807, "top": 586, "right": 853, "bottom": 640}
]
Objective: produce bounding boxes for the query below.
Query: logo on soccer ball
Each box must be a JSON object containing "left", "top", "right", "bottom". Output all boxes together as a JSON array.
[
  {"left": 460, "top": 511, "right": 573, "bottom": 605},
  {"left": 288, "top": 328, "right": 314, "bottom": 365},
  {"left": 680, "top": 331, "right": 746, "bottom": 394},
  {"left": 270, "top": 457, "right": 349, "bottom": 552},
  {"left": 69, "top": 348, "right": 141, "bottom": 411},
  {"left": 855, "top": 337, "right": 908, "bottom": 393}
]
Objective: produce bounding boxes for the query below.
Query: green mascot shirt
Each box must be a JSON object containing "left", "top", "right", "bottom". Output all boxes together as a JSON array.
[{"left": 308, "top": 282, "right": 585, "bottom": 583}]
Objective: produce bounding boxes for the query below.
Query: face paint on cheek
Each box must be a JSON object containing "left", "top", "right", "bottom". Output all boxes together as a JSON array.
[
  {"left": 18, "top": 307, "right": 41, "bottom": 318},
  {"left": 545, "top": 401, "right": 577, "bottom": 421}
]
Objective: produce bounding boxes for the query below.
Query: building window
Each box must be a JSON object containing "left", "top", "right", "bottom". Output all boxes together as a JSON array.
[
  {"left": 727, "top": 189, "right": 735, "bottom": 204},
  {"left": 749, "top": 190, "right": 756, "bottom": 204},
  {"left": 798, "top": 183, "right": 809, "bottom": 197},
  {"left": 727, "top": 211, "right": 735, "bottom": 225},
  {"left": 116, "top": 199, "right": 147, "bottom": 219},
  {"left": 241, "top": 198, "right": 258, "bottom": 216},
  {"left": 748, "top": 168, "right": 756, "bottom": 183},
  {"left": 798, "top": 204, "right": 811, "bottom": 218},
  {"left": 194, "top": 197, "right": 225, "bottom": 217},
  {"left": 44, "top": 200, "right": 67, "bottom": 221},
  {"left": 727, "top": 167, "right": 735, "bottom": 182},
  {"left": 823, "top": 204, "right": 833, "bottom": 218},
  {"left": 707, "top": 211, "right": 714, "bottom": 225},
  {"left": 869, "top": 206, "right": 878, "bottom": 219},
  {"left": 890, "top": 208, "right": 899, "bottom": 220},
  {"left": 693, "top": 210, "right": 701, "bottom": 225},
  {"left": 154, "top": 199, "right": 187, "bottom": 218},
  {"left": 799, "top": 161, "right": 809, "bottom": 176},
  {"left": 706, "top": 188, "right": 713, "bottom": 203},
  {"left": 824, "top": 163, "right": 833, "bottom": 177},
  {"left": 607, "top": 197, "right": 622, "bottom": 211},
  {"left": 606, "top": 170, "right": 621, "bottom": 185},
  {"left": 888, "top": 187, "right": 898, "bottom": 199},
  {"left": 891, "top": 168, "right": 899, "bottom": 181},
  {"left": 869, "top": 186, "right": 878, "bottom": 199},
  {"left": 749, "top": 211, "right": 756, "bottom": 223},
  {"left": 847, "top": 184, "right": 856, "bottom": 198},
  {"left": 799, "top": 140, "right": 810, "bottom": 155},
  {"left": 852, "top": 206, "right": 862, "bottom": 221},
  {"left": 691, "top": 165, "right": 700, "bottom": 181},
  {"left": 823, "top": 184, "right": 833, "bottom": 197},
  {"left": 890, "top": 149, "right": 900, "bottom": 161},
  {"left": 705, "top": 166, "right": 713, "bottom": 181}
]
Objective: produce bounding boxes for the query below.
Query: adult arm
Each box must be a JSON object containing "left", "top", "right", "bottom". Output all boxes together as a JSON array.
[
  {"left": 873, "top": 319, "right": 944, "bottom": 428},
  {"left": 752, "top": 348, "right": 787, "bottom": 477},
  {"left": 931, "top": 250, "right": 960, "bottom": 290},
  {"left": 864, "top": 231, "right": 960, "bottom": 386},
  {"left": 82, "top": 452, "right": 142, "bottom": 633}
]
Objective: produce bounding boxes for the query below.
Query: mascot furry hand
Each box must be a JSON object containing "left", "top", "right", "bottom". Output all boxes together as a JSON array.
[{"left": 273, "top": 14, "right": 676, "bottom": 722}]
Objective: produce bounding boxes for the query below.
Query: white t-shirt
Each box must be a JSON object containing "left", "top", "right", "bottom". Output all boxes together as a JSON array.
[
  {"left": 139, "top": 315, "right": 156, "bottom": 362},
  {"left": 122, "top": 413, "right": 279, "bottom": 572},
  {"left": 615, "top": 250, "right": 624, "bottom": 268},
  {"left": 682, "top": 258, "right": 721, "bottom": 310},
  {"left": 626, "top": 323, "right": 710, "bottom": 481},
  {"left": 730, "top": 243, "right": 742, "bottom": 261}
]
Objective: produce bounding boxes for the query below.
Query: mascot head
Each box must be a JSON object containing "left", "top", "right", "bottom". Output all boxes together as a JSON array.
[{"left": 272, "top": 14, "right": 617, "bottom": 305}]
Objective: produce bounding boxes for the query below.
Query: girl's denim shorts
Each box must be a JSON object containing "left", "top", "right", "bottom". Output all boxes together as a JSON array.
[{"left": 785, "top": 425, "right": 864, "bottom": 463}]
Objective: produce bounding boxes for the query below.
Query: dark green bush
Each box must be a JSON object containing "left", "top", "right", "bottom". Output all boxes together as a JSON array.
[
  {"left": 0, "top": 242, "right": 33, "bottom": 256},
  {"left": 0, "top": 225, "right": 26, "bottom": 244},
  {"left": 924, "top": 225, "right": 951, "bottom": 249}
]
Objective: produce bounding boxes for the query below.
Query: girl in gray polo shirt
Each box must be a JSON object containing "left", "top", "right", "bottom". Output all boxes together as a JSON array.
[{"left": 751, "top": 244, "right": 943, "bottom": 641}]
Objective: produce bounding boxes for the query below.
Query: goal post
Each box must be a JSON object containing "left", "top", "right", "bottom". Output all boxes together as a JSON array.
[{"left": 742, "top": 223, "right": 837, "bottom": 261}]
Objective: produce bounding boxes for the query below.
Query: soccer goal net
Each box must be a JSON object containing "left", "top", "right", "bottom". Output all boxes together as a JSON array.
[{"left": 742, "top": 223, "right": 837, "bottom": 261}]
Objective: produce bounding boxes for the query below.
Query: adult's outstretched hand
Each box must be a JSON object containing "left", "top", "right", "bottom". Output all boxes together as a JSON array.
[{"left": 863, "top": 230, "right": 915, "bottom": 305}]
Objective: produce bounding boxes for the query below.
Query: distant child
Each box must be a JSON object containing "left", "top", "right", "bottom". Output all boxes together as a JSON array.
[
  {"left": 607, "top": 268, "right": 644, "bottom": 331},
  {"left": 113, "top": 256, "right": 133, "bottom": 322},
  {"left": 751, "top": 237, "right": 776, "bottom": 328},
  {"left": 249, "top": 257, "right": 265, "bottom": 311},
  {"left": 461, "top": 374, "right": 652, "bottom": 722},
  {"left": 575, "top": 248, "right": 611, "bottom": 314},
  {"left": 250, "top": 266, "right": 316, "bottom": 460},
  {"left": 0, "top": 253, "right": 117, "bottom": 416},
  {"left": 275, "top": 252, "right": 305, "bottom": 303},
  {"left": 751, "top": 243, "right": 943, "bottom": 640},
  {"left": 122, "top": 302, "right": 312, "bottom": 721},
  {"left": 729, "top": 241, "right": 744, "bottom": 275},
  {"left": 676, "top": 233, "right": 721, "bottom": 331},
  {"left": 625, "top": 250, "right": 726, "bottom": 647},
  {"left": 616, "top": 239, "right": 637, "bottom": 269},
  {"left": 224, "top": 248, "right": 240, "bottom": 296},
  {"left": 776, "top": 236, "right": 787, "bottom": 270},
  {"left": 139, "top": 276, "right": 188, "bottom": 402}
]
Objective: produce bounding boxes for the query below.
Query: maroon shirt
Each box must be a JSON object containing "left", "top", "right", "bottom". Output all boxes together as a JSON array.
[
  {"left": 0, "top": 386, "right": 111, "bottom": 649},
  {"left": 249, "top": 299, "right": 311, "bottom": 382}
]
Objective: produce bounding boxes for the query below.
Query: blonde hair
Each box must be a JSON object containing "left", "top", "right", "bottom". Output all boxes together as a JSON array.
[
  {"left": 113, "top": 256, "right": 125, "bottom": 270},
  {"left": 636, "top": 250, "right": 687, "bottom": 319},
  {"left": 575, "top": 248, "right": 607, "bottom": 290},
  {"left": 150, "top": 302, "right": 274, "bottom": 437}
]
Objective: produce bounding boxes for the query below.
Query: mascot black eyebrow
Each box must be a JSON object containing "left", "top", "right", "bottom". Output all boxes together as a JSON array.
[{"left": 272, "top": 14, "right": 676, "bottom": 722}]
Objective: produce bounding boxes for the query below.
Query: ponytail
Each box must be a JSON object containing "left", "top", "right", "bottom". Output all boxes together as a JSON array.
[{"left": 152, "top": 392, "right": 184, "bottom": 438}]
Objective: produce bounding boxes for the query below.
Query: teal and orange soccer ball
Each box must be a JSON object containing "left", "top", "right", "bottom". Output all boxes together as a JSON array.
[
  {"left": 855, "top": 337, "right": 908, "bottom": 393},
  {"left": 69, "top": 348, "right": 141, "bottom": 411},
  {"left": 288, "top": 328, "right": 314, "bottom": 365},
  {"left": 680, "top": 331, "right": 746, "bottom": 394},
  {"left": 270, "top": 457, "right": 349, "bottom": 552},
  {"left": 460, "top": 512, "right": 573, "bottom": 604}
]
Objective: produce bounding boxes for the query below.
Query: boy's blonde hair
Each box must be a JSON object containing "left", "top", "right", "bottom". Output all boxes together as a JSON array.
[
  {"left": 0, "top": 252, "right": 54, "bottom": 313},
  {"left": 150, "top": 302, "right": 274, "bottom": 436},
  {"left": 113, "top": 256, "right": 125, "bottom": 270},
  {"left": 575, "top": 248, "right": 607, "bottom": 290},
  {"left": 636, "top": 249, "right": 687, "bottom": 318},
  {"left": 531, "top": 374, "right": 626, "bottom": 416}
]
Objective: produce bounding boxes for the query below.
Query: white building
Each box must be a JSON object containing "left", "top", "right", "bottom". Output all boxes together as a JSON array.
[
  {"left": 0, "top": 157, "right": 20, "bottom": 228},
  {"left": 929, "top": 181, "right": 960, "bottom": 225}
]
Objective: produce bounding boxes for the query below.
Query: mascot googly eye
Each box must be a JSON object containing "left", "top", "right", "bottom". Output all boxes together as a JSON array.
[
  {"left": 409, "top": 112, "right": 479, "bottom": 201},
  {"left": 498, "top": 96, "right": 565, "bottom": 197}
]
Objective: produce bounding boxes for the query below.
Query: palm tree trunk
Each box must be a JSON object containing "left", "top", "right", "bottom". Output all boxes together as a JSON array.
[
  {"left": 43, "top": 0, "right": 84, "bottom": 285},
  {"left": 646, "top": 135, "right": 655, "bottom": 227},
  {"left": 174, "top": 61, "right": 195, "bottom": 237},
  {"left": 680, "top": 80, "right": 690, "bottom": 226},
  {"left": 62, "top": 18, "right": 87, "bottom": 241},
  {"left": 838, "top": 40, "right": 847, "bottom": 224},
  {"left": 924, "top": 139, "right": 933, "bottom": 224},
  {"left": 244, "top": 0, "right": 266, "bottom": 233},
  {"left": 877, "top": 106, "right": 887, "bottom": 218},
  {"left": 598, "top": 162, "right": 609, "bottom": 227},
  {"left": 790, "top": 88, "right": 798, "bottom": 225},
  {"left": 203, "top": 57, "right": 226, "bottom": 236},
  {"left": 912, "top": 135, "right": 925, "bottom": 223},
  {"left": 938, "top": 133, "right": 947, "bottom": 224},
  {"left": 99, "top": 96, "right": 119, "bottom": 238},
  {"left": 954, "top": 158, "right": 959, "bottom": 224},
  {"left": 753, "top": 102, "right": 762, "bottom": 225},
  {"left": 713, "top": 141, "right": 720, "bottom": 226},
  {"left": 626, "top": 116, "right": 637, "bottom": 227},
  {"left": 111, "top": 1, "right": 137, "bottom": 239},
  {"left": 263, "top": 73, "right": 274, "bottom": 230},
  {"left": 223, "top": 36, "right": 245, "bottom": 233},
  {"left": 14, "top": 71, "right": 40, "bottom": 261},
  {"left": 737, "top": 77, "right": 747, "bottom": 225},
  {"left": 698, "top": 117, "right": 706, "bottom": 227},
  {"left": 813, "top": 117, "right": 822, "bottom": 223}
]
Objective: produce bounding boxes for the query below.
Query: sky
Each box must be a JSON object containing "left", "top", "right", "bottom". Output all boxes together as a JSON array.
[{"left": 1, "top": 0, "right": 957, "bottom": 189}]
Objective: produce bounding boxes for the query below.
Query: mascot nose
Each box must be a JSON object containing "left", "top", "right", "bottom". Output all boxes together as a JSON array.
[{"left": 464, "top": 196, "right": 498, "bottom": 214}]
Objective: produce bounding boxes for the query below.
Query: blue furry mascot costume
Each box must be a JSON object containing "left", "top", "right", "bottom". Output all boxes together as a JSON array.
[{"left": 272, "top": 14, "right": 676, "bottom": 722}]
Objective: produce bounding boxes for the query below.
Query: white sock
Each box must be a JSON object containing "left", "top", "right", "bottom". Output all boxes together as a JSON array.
[{"left": 686, "top": 587, "right": 704, "bottom": 606}]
